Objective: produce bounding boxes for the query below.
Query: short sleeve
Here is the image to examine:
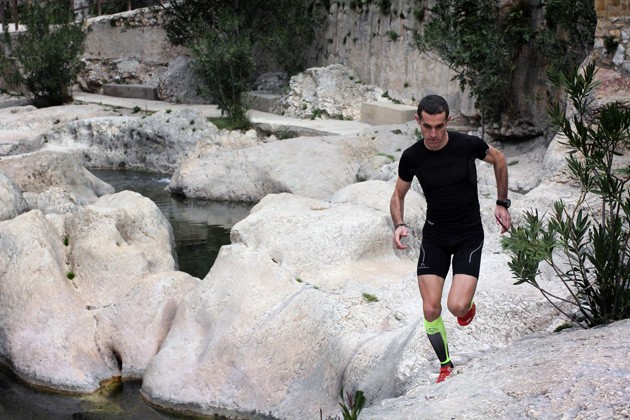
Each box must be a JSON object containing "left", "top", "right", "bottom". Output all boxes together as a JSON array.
[{"left": 398, "top": 149, "right": 415, "bottom": 182}]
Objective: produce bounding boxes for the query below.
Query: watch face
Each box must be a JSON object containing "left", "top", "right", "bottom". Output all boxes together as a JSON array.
[{"left": 497, "top": 199, "right": 511, "bottom": 208}]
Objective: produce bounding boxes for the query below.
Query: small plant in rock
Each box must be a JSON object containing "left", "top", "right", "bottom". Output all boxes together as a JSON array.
[
  {"left": 63, "top": 236, "right": 69, "bottom": 247},
  {"left": 386, "top": 31, "right": 398, "bottom": 42},
  {"left": 362, "top": 292, "right": 379, "bottom": 303},
  {"left": 604, "top": 35, "right": 619, "bottom": 55},
  {"left": 311, "top": 108, "right": 323, "bottom": 120},
  {"left": 339, "top": 388, "right": 366, "bottom": 420},
  {"left": 66, "top": 271, "right": 75, "bottom": 280},
  {"left": 132, "top": 106, "right": 141, "bottom": 113},
  {"left": 501, "top": 62, "right": 630, "bottom": 328},
  {"left": 377, "top": 152, "right": 395, "bottom": 162}
]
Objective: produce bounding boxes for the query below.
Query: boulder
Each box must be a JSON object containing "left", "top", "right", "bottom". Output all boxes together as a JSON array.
[
  {"left": 157, "top": 56, "right": 212, "bottom": 104},
  {"left": 169, "top": 127, "right": 413, "bottom": 201},
  {"left": 274, "top": 64, "right": 388, "bottom": 120},
  {"left": 0, "top": 103, "right": 121, "bottom": 154},
  {"left": 0, "top": 152, "right": 114, "bottom": 214},
  {"left": 363, "top": 319, "right": 630, "bottom": 419},
  {"left": 0, "top": 191, "right": 199, "bottom": 392},
  {"left": 0, "top": 170, "right": 28, "bottom": 221},
  {"left": 141, "top": 186, "right": 562, "bottom": 419},
  {"left": 24, "top": 109, "right": 218, "bottom": 173}
]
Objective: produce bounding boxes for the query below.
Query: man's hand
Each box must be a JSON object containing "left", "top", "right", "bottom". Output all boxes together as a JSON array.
[
  {"left": 495, "top": 206, "right": 511, "bottom": 234},
  {"left": 393, "top": 225, "right": 409, "bottom": 249}
]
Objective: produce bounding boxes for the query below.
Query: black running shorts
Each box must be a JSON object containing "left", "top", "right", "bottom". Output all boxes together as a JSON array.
[{"left": 417, "top": 222, "right": 484, "bottom": 279}]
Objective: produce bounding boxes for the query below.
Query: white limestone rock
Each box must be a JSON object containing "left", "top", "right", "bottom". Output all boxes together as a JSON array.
[
  {"left": 274, "top": 64, "right": 387, "bottom": 120},
  {"left": 22, "top": 109, "right": 219, "bottom": 173},
  {"left": 0, "top": 152, "right": 114, "bottom": 214},
  {"left": 0, "top": 170, "right": 28, "bottom": 221},
  {"left": 0, "top": 192, "right": 199, "bottom": 392},
  {"left": 363, "top": 319, "right": 630, "bottom": 419},
  {"left": 169, "top": 128, "right": 412, "bottom": 202},
  {"left": 141, "top": 188, "right": 562, "bottom": 419}
]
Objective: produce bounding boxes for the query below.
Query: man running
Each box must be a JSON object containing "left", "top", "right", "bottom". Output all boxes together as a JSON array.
[{"left": 390, "top": 94, "right": 511, "bottom": 382}]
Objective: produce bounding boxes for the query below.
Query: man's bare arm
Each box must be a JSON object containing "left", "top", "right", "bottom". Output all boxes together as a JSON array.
[
  {"left": 483, "top": 146, "right": 509, "bottom": 200},
  {"left": 483, "top": 146, "right": 512, "bottom": 233},
  {"left": 391, "top": 177, "right": 412, "bottom": 249}
]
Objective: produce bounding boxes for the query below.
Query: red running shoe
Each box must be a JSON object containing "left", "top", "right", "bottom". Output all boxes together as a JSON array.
[
  {"left": 437, "top": 365, "right": 453, "bottom": 383},
  {"left": 457, "top": 302, "right": 476, "bottom": 326}
]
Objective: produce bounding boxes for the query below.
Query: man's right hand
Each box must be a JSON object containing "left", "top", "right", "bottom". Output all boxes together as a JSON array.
[{"left": 393, "top": 225, "right": 408, "bottom": 249}]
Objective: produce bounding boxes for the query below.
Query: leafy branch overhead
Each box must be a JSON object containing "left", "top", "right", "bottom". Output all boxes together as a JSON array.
[{"left": 414, "top": 0, "right": 596, "bottom": 125}]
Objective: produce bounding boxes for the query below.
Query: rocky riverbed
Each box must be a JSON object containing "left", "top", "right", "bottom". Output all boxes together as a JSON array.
[{"left": 1, "top": 62, "right": 629, "bottom": 418}]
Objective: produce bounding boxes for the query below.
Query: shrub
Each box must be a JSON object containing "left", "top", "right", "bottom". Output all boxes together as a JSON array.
[
  {"left": 502, "top": 62, "right": 630, "bottom": 328},
  {"left": 162, "top": 0, "right": 321, "bottom": 126},
  {"left": 3, "top": 3, "right": 86, "bottom": 107}
]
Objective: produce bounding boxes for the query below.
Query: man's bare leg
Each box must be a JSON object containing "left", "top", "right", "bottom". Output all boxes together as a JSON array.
[
  {"left": 419, "top": 275, "right": 453, "bottom": 382},
  {"left": 447, "top": 274, "right": 478, "bottom": 316},
  {"left": 448, "top": 273, "right": 478, "bottom": 325}
]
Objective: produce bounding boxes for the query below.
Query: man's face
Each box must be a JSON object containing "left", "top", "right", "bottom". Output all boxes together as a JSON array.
[{"left": 416, "top": 111, "right": 450, "bottom": 150}]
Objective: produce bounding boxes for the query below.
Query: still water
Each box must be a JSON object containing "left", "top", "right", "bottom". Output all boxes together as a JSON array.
[
  {"left": 92, "top": 169, "right": 253, "bottom": 280},
  {"left": 0, "top": 170, "right": 254, "bottom": 419}
]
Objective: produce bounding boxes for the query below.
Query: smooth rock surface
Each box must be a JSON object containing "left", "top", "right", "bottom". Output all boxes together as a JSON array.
[{"left": 0, "top": 192, "right": 199, "bottom": 392}]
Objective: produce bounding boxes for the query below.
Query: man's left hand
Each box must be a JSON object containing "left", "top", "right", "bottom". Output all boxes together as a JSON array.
[{"left": 495, "top": 206, "right": 511, "bottom": 234}]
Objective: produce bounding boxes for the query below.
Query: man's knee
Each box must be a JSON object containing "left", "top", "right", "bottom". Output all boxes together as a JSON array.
[
  {"left": 423, "top": 303, "right": 442, "bottom": 322},
  {"left": 447, "top": 300, "right": 470, "bottom": 317}
]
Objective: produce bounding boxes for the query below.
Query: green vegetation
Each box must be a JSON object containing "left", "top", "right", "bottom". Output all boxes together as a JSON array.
[
  {"left": 377, "top": 153, "right": 395, "bottom": 162},
  {"left": 502, "top": 62, "right": 630, "bottom": 328},
  {"left": 362, "top": 292, "right": 379, "bottom": 303},
  {"left": 63, "top": 236, "right": 69, "bottom": 247},
  {"left": 132, "top": 106, "right": 141, "bottom": 113},
  {"left": 207, "top": 116, "right": 251, "bottom": 131},
  {"left": 161, "top": 0, "right": 322, "bottom": 126},
  {"left": 311, "top": 108, "right": 323, "bottom": 120},
  {"left": 339, "top": 388, "right": 365, "bottom": 420},
  {"left": 415, "top": 0, "right": 514, "bottom": 126},
  {"left": 554, "top": 322, "right": 574, "bottom": 333},
  {"left": 66, "top": 271, "right": 75, "bottom": 280},
  {"left": 414, "top": 0, "right": 595, "bottom": 130},
  {"left": 604, "top": 35, "right": 619, "bottom": 55},
  {"left": 0, "top": 3, "right": 86, "bottom": 107}
]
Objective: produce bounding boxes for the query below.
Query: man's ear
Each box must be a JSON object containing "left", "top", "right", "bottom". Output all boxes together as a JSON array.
[{"left": 414, "top": 114, "right": 420, "bottom": 124}]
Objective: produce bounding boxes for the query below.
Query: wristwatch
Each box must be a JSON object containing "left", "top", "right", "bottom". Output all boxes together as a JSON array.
[{"left": 496, "top": 198, "right": 511, "bottom": 209}]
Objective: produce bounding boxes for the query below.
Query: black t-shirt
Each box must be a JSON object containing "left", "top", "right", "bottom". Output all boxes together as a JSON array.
[{"left": 398, "top": 131, "right": 489, "bottom": 229}]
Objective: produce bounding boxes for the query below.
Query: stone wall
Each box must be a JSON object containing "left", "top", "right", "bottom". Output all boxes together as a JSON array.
[
  {"left": 596, "top": 0, "right": 630, "bottom": 17},
  {"left": 312, "top": 0, "right": 466, "bottom": 117},
  {"left": 593, "top": 1, "right": 630, "bottom": 73}
]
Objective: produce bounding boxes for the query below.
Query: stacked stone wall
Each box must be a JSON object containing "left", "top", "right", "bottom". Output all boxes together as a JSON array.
[
  {"left": 596, "top": 0, "right": 630, "bottom": 18},
  {"left": 594, "top": 1, "right": 630, "bottom": 73}
]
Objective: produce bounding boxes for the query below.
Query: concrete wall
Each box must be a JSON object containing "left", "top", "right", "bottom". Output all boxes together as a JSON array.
[{"left": 83, "top": 8, "right": 185, "bottom": 63}]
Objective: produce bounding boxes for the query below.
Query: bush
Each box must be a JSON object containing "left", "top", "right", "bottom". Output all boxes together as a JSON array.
[
  {"left": 2, "top": 3, "right": 86, "bottom": 107},
  {"left": 189, "top": 10, "right": 253, "bottom": 126},
  {"left": 502, "top": 62, "right": 630, "bottom": 328},
  {"left": 161, "top": 0, "right": 321, "bottom": 126}
]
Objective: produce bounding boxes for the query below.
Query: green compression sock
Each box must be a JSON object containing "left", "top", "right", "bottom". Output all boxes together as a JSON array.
[{"left": 424, "top": 316, "right": 452, "bottom": 366}]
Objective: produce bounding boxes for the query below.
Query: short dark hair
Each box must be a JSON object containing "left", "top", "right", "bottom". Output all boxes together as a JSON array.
[{"left": 417, "top": 95, "right": 450, "bottom": 119}]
